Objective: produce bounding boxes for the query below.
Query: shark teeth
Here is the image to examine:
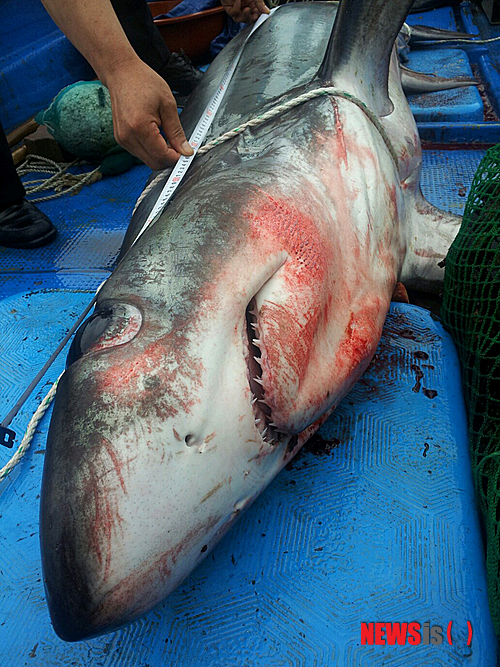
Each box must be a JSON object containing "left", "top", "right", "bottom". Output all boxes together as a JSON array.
[{"left": 246, "top": 297, "right": 280, "bottom": 447}]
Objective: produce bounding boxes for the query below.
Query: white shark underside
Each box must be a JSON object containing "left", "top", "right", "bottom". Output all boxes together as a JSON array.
[{"left": 40, "top": 0, "right": 461, "bottom": 641}]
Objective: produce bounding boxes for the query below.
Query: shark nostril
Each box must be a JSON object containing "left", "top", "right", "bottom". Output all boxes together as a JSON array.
[{"left": 185, "top": 434, "right": 197, "bottom": 447}]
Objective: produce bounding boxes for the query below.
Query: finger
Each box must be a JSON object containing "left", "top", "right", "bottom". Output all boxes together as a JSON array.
[
  {"left": 136, "top": 134, "right": 180, "bottom": 170},
  {"left": 139, "top": 121, "right": 181, "bottom": 170},
  {"left": 256, "top": 0, "right": 270, "bottom": 15},
  {"left": 159, "top": 96, "right": 193, "bottom": 157},
  {"left": 123, "top": 119, "right": 179, "bottom": 170},
  {"left": 228, "top": 0, "right": 243, "bottom": 20},
  {"left": 239, "top": 5, "right": 252, "bottom": 22}
]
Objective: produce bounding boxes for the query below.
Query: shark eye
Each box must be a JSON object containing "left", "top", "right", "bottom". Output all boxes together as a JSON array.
[{"left": 67, "top": 303, "right": 142, "bottom": 365}]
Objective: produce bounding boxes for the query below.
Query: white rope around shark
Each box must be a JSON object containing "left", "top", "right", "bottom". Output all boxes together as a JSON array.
[
  {"left": 0, "top": 374, "right": 62, "bottom": 482},
  {"left": 133, "top": 87, "right": 399, "bottom": 215}
]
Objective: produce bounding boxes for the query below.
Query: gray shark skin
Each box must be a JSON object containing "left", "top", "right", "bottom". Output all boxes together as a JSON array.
[
  {"left": 408, "top": 24, "right": 474, "bottom": 43},
  {"left": 400, "top": 64, "right": 478, "bottom": 94},
  {"left": 40, "top": 0, "right": 460, "bottom": 641}
]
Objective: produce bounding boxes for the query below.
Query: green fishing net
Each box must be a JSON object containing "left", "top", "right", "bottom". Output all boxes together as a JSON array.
[
  {"left": 36, "top": 81, "right": 118, "bottom": 161},
  {"left": 441, "top": 143, "right": 500, "bottom": 634}
]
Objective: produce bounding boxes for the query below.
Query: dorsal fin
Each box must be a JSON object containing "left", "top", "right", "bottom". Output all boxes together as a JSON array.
[{"left": 318, "top": 0, "right": 414, "bottom": 116}]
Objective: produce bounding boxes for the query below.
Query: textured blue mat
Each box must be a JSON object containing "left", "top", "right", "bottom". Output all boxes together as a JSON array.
[
  {"left": 0, "top": 298, "right": 496, "bottom": 666},
  {"left": 405, "top": 6, "right": 483, "bottom": 123}
]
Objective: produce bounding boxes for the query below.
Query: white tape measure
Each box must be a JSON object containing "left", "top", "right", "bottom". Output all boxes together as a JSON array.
[
  {"left": 0, "top": 8, "right": 277, "bottom": 439},
  {"left": 134, "top": 8, "right": 277, "bottom": 245}
]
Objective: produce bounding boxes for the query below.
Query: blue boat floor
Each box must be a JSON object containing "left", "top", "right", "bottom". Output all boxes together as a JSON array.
[{"left": 0, "top": 145, "right": 497, "bottom": 665}]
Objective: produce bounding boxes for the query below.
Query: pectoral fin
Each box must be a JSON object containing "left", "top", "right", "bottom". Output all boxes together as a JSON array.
[{"left": 401, "top": 192, "right": 462, "bottom": 291}]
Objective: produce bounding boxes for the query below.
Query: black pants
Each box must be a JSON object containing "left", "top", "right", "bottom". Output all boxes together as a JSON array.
[
  {"left": 110, "top": 0, "right": 172, "bottom": 75},
  {"left": 0, "top": 121, "right": 25, "bottom": 209},
  {"left": 0, "top": 0, "right": 170, "bottom": 209}
]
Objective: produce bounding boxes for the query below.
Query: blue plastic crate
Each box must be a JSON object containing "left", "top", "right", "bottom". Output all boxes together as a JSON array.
[
  {"left": 406, "top": 6, "right": 458, "bottom": 32},
  {"left": 404, "top": 7, "right": 483, "bottom": 123},
  {"left": 0, "top": 0, "right": 93, "bottom": 132},
  {"left": 407, "top": 49, "right": 483, "bottom": 122},
  {"left": 459, "top": 1, "right": 500, "bottom": 118}
]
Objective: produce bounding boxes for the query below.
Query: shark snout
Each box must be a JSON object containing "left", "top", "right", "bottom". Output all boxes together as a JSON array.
[{"left": 40, "top": 337, "right": 281, "bottom": 640}]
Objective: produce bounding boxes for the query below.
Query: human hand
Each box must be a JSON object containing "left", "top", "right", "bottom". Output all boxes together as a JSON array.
[
  {"left": 221, "top": 0, "right": 270, "bottom": 23},
  {"left": 104, "top": 57, "right": 193, "bottom": 171}
]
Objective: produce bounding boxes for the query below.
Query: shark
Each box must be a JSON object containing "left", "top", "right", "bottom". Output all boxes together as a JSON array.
[{"left": 40, "top": 0, "right": 462, "bottom": 641}]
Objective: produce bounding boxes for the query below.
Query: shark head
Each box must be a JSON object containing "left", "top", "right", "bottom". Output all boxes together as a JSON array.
[
  {"left": 41, "top": 159, "right": 380, "bottom": 639},
  {"left": 40, "top": 138, "right": 397, "bottom": 638}
]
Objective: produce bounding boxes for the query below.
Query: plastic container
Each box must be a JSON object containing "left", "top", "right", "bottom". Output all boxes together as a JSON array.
[{"left": 149, "top": 0, "right": 225, "bottom": 62}]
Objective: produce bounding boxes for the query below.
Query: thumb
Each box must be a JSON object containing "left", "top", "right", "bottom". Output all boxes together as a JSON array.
[{"left": 160, "top": 97, "right": 193, "bottom": 157}]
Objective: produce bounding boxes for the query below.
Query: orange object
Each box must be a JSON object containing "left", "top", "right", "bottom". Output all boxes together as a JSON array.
[
  {"left": 391, "top": 282, "right": 410, "bottom": 303},
  {"left": 149, "top": 0, "right": 226, "bottom": 63}
]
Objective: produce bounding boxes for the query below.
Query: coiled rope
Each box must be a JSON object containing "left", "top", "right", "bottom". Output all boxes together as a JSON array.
[{"left": 17, "top": 155, "right": 102, "bottom": 203}]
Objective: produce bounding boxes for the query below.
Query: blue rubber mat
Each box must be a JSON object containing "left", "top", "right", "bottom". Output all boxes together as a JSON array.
[
  {"left": 0, "top": 298, "right": 496, "bottom": 666},
  {"left": 419, "top": 149, "right": 484, "bottom": 216}
]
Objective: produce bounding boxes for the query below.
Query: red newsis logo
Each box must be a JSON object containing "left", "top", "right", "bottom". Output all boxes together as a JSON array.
[{"left": 360, "top": 621, "right": 473, "bottom": 646}]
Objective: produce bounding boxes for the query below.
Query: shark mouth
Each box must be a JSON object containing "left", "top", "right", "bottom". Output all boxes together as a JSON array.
[{"left": 245, "top": 298, "right": 284, "bottom": 446}]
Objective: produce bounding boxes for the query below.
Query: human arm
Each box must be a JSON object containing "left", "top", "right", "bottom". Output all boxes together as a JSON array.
[{"left": 40, "top": 0, "right": 193, "bottom": 170}]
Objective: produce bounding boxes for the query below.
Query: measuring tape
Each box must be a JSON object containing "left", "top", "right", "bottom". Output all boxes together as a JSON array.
[
  {"left": 135, "top": 7, "right": 277, "bottom": 244},
  {"left": 0, "top": 8, "right": 277, "bottom": 447}
]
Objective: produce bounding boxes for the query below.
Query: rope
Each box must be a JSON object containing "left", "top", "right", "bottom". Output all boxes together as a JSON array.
[
  {"left": 5, "top": 88, "right": 397, "bottom": 481},
  {"left": 0, "top": 375, "right": 61, "bottom": 483},
  {"left": 197, "top": 88, "right": 398, "bottom": 163},
  {"left": 133, "top": 87, "right": 399, "bottom": 214},
  {"left": 17, "top": 155, "right": 102, "bottom": 203},
  {"left": 132, "top": 170, "right": 167, "bottom": 214}
]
